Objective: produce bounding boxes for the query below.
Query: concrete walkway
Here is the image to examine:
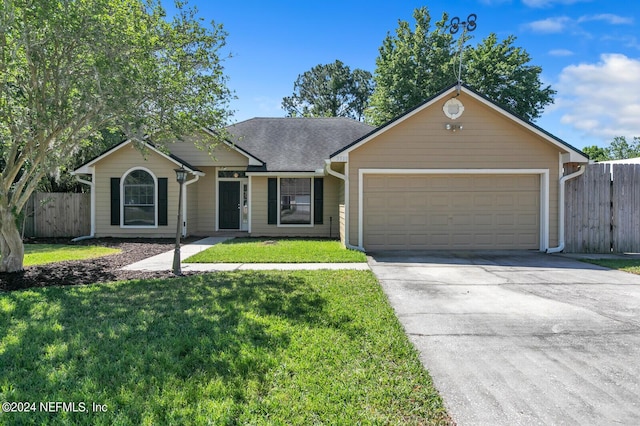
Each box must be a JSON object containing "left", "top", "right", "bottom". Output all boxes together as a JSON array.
[{"left": 122, "top": 237, "right": 370, "bottom": 271}]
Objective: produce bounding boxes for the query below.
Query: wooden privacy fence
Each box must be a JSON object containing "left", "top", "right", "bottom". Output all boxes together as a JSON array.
[
  {"left": 565, "top": 163, "right": 640, "bottom": 253},
  {"left": 22, "top": 192, "right": 90, "bottom": 238}
]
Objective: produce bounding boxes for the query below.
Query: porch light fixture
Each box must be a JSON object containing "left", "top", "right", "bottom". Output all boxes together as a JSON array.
[
  {"left": 445, "top": 123, "right": 463, "bottom": 132},
  {"left": 172, "top": 166, "right": 187, "bottom": 275}
]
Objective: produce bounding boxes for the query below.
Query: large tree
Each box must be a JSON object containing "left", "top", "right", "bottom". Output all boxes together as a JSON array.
[
  {"left": 582, "top": 145, "right": 610, "bottom": 162},
  {"left": 580, "top": 137, "right": 640, "bottom": 162},
  {"left": 607, "top": 136, "right": 640, "bottom": 160},
  {"left": 282, "top": 60, "right": 373, "bottom": 121},
  {"left": 366, "top": 7, "right": 555, "bottom": 125},
  {"left": 463, "top": 34, "right": 555, "bottom": 122},
  {"left": 0, "top": 0, "right": 232, "bottom": 272}
]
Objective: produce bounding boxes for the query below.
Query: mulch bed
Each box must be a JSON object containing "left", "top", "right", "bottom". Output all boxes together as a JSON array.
[{"left": 0, "top": 237, "right": 202, "bottom": 292}]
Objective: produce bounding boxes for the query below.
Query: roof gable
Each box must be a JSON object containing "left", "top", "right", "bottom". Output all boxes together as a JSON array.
[
  {"left": 72, "top": 139, "right": 203, "bottom": 175},
  {"left": 224, "top": 117, "right": 374, "bottom": 172},
  {"left": 167, "top": 128, "right": 263, "bottom": 167},
  {"left": 330, "top": 83, "right": 588, "bottom": 163}
]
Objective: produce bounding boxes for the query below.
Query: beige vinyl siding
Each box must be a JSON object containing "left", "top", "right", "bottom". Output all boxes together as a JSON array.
[
  {"left": 347, "top": 92, "right": 561, "bottom": 248},
  {"left": 93, "top": 143, "right": 181, "bottom": 238},
  {"left": 194, "top": 167, "right": 216, "bottom": 234},
  {"left": 250, "top": 175, "right": 341, "bottom": 238},
  {"left": 186, "top": 182, "right": 198, "bottom": 235}
]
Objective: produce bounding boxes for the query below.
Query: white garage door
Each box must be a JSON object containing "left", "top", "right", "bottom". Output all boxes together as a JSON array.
[{"left": 363, "top": 174, "right": 540, "bottom": 250}]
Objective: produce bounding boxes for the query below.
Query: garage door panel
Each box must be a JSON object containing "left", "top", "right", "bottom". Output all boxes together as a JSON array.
[
  {"left": 453, "top": 214, "right": 472, "bottom": 226},
  {"left": 366, "top": 214, "right": 385, "bottom": 226},
  {"left": 430, "top": 214, "right": 449, "bottom": 226},
  {"left": 366, "top": 195, "right": 386, "bottom": 208},
  {"left": 452, "top": 196, "right": 472, "bottom": 209},
  {"left": 363, "top": 174, "right": 539, "bottom": 250},
  {"left": 430, "top": 196, "right": 450, "bottom": 208},
  {"left": 473, "top": 195, "right": 493, "bottom": 208},
  {"left": 496, "top": 214, "right": 515, "bottom": 225},
  {"left": 475, "top": 214, "right": 493, "bottom": 226},
  {"left": 452, "top": 233, "right": 474, "bottom": 246},
  {"left": 430, "top": 234, "right": 451, "bottom": 246},
  {"left": 496, "top": 194, "right": 517, "bottom": 207},
  {"left": 518, "top": 214, "right": 538, "bottom": 226},
  {"left": 410, "top": 215, "right": 428, "bottom": 226}
]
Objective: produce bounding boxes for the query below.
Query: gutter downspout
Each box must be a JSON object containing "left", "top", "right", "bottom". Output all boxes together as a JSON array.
[
  {"left": 324, "top": 160, "right": 363, "bottom": 252},
  {"left": 71, "top": 173, "right": 96, "bottom": 241},
  {"left": 546, "top": 165, "right": 585, "bottom": 253},
  {"left": 182, "top": 174, "right": 200, "bottom": 237}
]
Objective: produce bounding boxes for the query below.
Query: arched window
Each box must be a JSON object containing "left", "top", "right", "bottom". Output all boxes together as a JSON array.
[{"left": 123, "top": 169, "right": 156, "bottom": 226}]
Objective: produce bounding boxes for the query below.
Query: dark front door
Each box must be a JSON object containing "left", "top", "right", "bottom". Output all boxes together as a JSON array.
[{"left": 219, "top": 181, "right": 240, "bottom": 229}]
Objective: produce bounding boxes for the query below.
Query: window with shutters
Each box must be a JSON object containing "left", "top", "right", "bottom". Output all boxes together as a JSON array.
[
  {"left": 122, "top": 169, "right": 156, "bottom": 226},
  {"left": 268, "top": 177, "right": 323, "bottom": 227},
  {"left": 280, "top": 178, "right": 311, "bottom": 224}
]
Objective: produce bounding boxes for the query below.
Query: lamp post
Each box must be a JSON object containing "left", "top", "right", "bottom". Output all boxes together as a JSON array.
[{"left": 172, "top": 166, "right": 187, "bottom": 275}]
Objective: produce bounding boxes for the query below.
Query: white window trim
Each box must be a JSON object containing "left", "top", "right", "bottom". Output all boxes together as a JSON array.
[
  {"left": 120, "top": 166, "right": 158, "bottom": 229},
  {"left": 357, "top": 168, "right": 550, "bottom": 252},
  {"left": 277, "top": 176, "right": 315, "bottom": 228}
]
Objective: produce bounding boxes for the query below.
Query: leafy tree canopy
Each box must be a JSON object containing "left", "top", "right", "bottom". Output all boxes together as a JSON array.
[
  {"left": 607, "top": 136, "right": 640, "bottom": 160},
  {"left": 582, "top": 145, "right": 610, "bottom": 162},
  {"left": 366, "top": 7, "right": 556, "bottom": 125},
  {"left": 282, "top": 60, "right": 373, "bottom": 121},
  {"left": 0, "top": 0, "right": 233, "bottom": 272},
  {"left": 581, "top": 137, "right": 640, "bottom": 162}
]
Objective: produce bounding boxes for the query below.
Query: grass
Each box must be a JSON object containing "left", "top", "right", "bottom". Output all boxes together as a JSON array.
[
  {"left": 185, "top": 238, "right": 367, "bottom": 263},
  {"left": 0, "top": 270, "right": 450, "bottom": 425},
  {"left": 582, "top": 258, "right": 640, "bottom": 275},
  {"left": 23, "top": 244, "right": 121, "bottom": 266}
]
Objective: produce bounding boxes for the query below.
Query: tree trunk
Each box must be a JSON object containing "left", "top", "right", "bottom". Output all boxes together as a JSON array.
[{"left": 0, "top": 205, "right": 24, "bottom": 273}]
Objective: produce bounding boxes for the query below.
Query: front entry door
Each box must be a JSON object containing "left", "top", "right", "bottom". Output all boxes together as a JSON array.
[{"left": 219, "top": 181, "right": 240, "bottom": 229}]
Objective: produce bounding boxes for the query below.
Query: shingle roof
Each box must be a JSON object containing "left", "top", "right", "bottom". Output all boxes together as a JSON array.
[{"left": 222, "top": 117, "right": 374, "bottom": 172}]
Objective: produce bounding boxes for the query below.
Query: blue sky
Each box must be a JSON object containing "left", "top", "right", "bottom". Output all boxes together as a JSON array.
[{"left": 165, "top": 0, "right": 640, "bottom": 150}]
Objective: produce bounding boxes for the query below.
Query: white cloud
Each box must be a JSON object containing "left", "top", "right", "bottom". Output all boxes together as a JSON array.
[
  {"left": 522, "top": 0, "right": 590, "bottom": 7},
  {"left": 524, "top": 16, "right": 571, "bottom": 33},
  {"left": 479, "top": 0, "right": 512, "bottom": 4},
  {"left": 549, "top": 49, "right": 574, "bottom": 56},
  {"left": 578, "top": 14, "right": 633, "bottom": 25},
  {"left": 556, "top": 54, "right": 640, "bottom": 140},
  {"left": 524, "top": 12, "right": 630, "bottom": 36}
]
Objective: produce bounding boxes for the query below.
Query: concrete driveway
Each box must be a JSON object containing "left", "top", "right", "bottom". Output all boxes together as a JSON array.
[{"left": 368, "top": 251, "right": 640, "bottom": 426}]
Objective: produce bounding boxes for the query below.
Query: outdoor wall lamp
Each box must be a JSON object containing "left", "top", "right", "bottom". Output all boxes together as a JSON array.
[
  {"left": 172, "top": 166, "right": 187, "bottom": 275},
  {"left": 445, "top": 123, "right": 463, "bottom": 132}
]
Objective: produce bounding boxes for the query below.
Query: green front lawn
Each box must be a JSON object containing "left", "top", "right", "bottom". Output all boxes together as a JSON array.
[
  {"left": 185, "top": 238, "right": 367, "bottom": 263},
  {"left": 0, "top": 271, "right": 450, "bottom": 425},
  {"left": 582, "top": 258, "right": 640, "bottom": 275},
  {"left": 23, "top": 244, "right": 121, "bottom": 266}
]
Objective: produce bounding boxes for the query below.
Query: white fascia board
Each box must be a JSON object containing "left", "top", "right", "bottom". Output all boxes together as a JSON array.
[{"left": 71, "top": 165, "right": 95, "bottom": 175}]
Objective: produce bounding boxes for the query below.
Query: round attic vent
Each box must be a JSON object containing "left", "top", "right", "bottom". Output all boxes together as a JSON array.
[{"left": 443, "top": 98, "right": 464, "bottom": 119}]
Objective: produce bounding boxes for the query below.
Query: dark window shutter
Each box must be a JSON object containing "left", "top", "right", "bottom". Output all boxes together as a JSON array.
[
  {"left": 110, "top": 178, "right": 120, "bottom": 225},
  {"left": 268, "top": 178, "right": 277, "bottom": 224},
  {"left": 158, "top": 178, "right": 168, "bottom": 226},
  {"left": 314, "top": 178, "right": 323, "bottom": 224}
]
